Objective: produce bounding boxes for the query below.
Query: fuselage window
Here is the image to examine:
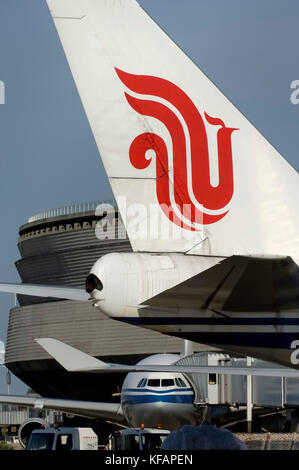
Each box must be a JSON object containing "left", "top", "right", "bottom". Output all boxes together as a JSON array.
[
  {"left": 161, "top": 379, "right": 174, "bottom": 387},
  {"left": 147, "top": 379, "right": 161, "bottom": 387}
]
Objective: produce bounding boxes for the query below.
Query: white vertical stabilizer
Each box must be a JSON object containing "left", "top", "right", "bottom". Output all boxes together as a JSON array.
[{"left": 46, "top": 0, "right": 299, "bottom": 259}]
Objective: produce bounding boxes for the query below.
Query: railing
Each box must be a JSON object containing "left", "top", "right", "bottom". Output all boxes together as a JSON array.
[{"left": 28, "top": 200, "right": 116, "bottom": 223}]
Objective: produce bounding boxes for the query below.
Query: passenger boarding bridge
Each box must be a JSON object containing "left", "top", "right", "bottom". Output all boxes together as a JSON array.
[{"left": 176, "top": 352, "right": 299, "bottom": 431}]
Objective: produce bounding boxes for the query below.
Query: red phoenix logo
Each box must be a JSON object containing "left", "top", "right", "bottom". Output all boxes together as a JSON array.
[{"left": 116, "top": 68, "right": 238, "bottom": 231}]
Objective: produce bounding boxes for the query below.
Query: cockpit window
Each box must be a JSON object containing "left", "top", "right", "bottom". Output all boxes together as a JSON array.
[
  {"left": 147, "top": 379, "right": 160, "bottom": 387},
  {"left": 175, "top": 377, "right": 187, "bottom": 388},
  {"left": 161, "top": 379, "right": 174, "bottom": 387},
  {"left": 137, "top": 378, "right": 147, "bottom": 388},
  {"left": 179, "top": 378, "right": 187, "bottom": 387}
]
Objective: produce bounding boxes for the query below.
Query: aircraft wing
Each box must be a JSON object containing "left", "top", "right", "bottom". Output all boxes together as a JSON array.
[
  {"left": 143, "top": 255, "right": 299, "bottom": 312},
  {"left": 0, "top": 395, "right": 124, "bottom": 425},
  {"left": 0, "top": 283, "right": 89, "bottom": 301},
  {"left": 36, "top": 338, "right": 299, "bottom": 378}
]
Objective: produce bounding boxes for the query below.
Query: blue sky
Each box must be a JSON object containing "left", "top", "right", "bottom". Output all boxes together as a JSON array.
[{"left": 0, "top": 0, "right": 298, "bottom": 393}]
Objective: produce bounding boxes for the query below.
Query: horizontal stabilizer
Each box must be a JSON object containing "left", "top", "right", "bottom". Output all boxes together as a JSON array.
[
  {"left": 36, "top": 338, "right": 299, "bottom": 378},
  {"left": 144, "top": 255, "right": 299, "bottom": 311},
  {"left": 0, "top": 283, "right": 89, "bottom": 301}
]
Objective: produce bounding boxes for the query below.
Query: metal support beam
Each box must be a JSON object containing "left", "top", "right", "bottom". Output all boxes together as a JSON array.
[
  {"left": 247, "top": 356, "right": 253, "bottom": 432},
  {"left": 282, "top": 376, "right": 286, "bottom": 408}
]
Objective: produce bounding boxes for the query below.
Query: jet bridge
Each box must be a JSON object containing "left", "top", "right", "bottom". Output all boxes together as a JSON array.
[{"left": 175, "top": 352, "right": 299, "bottom": 408}]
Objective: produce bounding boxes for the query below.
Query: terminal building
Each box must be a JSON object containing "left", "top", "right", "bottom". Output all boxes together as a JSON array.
[{"left": 5, "top": 202, "right": 209, "bottom": 402}]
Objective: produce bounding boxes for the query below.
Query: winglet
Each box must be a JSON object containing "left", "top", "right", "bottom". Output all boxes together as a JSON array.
[{"left": 35, "top": 338, "right": 110, "bottom": 372}]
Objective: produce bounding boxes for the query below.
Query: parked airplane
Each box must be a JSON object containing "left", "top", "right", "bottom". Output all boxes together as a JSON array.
[
  {"left": 3, "top": 339, "right": 299, "bottom": 448},
  {"left": 0, "top": 352, "right": 199, "bottom": 446},
  {"left": 1, "top": 0, "right": 299, "bottom": 372}
]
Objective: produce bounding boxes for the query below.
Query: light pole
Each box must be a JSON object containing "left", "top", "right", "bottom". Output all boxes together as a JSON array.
[
  {"left": 6, "top": 370, "right": 11, "bottom": 396},
  {"left": 6, "top": 369, "right": 11, "bottom": 433},
  {"left": 0, "top": 342, "right": 8, "bottom": 438},
  {"left": 246, "top": 357, "right": 253, "bottom": 433}
]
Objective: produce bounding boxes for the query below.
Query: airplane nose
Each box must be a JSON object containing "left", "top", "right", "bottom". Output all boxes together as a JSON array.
[{"left": 85, "top": 274, "right": 103, "bottom": 294}]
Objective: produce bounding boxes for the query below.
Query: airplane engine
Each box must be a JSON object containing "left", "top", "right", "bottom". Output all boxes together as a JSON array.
[
  {"left": 18, "top": 418, "right": 49, "bottom": 449},
  {"left": 86, "top": 252, "right": 216, "bottom": 319}
]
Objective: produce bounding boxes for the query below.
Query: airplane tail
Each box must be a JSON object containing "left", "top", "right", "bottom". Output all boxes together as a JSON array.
[{"left": 46, "top": 0, "right": 299, "bottom": 258}]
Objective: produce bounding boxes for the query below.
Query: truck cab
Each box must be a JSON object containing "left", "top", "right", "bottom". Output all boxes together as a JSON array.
[
  {"left": 26, "top": 427, "right": 98, "bottom": 451},
  {"left": 110, "top": 428, "right": 170, "bottom": 451}
]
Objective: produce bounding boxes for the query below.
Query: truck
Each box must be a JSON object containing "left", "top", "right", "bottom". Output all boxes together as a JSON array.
[
  {"left": 26, "top": 427, "right": 98, "bottom": 450},
  {"left": 108, "top": 427, "right": 170, "bottom": 451}
]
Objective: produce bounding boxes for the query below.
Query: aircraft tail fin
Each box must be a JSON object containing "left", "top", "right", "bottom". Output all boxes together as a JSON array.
[
  {"left": 35, "top": 338, "right": 109, "bottom": 372},
  {"left": 46, "top": 0, "right": 299, "bottom": 258}
]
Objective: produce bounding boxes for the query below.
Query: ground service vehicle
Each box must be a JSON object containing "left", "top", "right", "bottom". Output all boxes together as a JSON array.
[
  {"left": 26, "top": 427, "right": 98, "bottom": 450},
  {"left": 109, "top": 428, "right": 170, "bottom": 450}
]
